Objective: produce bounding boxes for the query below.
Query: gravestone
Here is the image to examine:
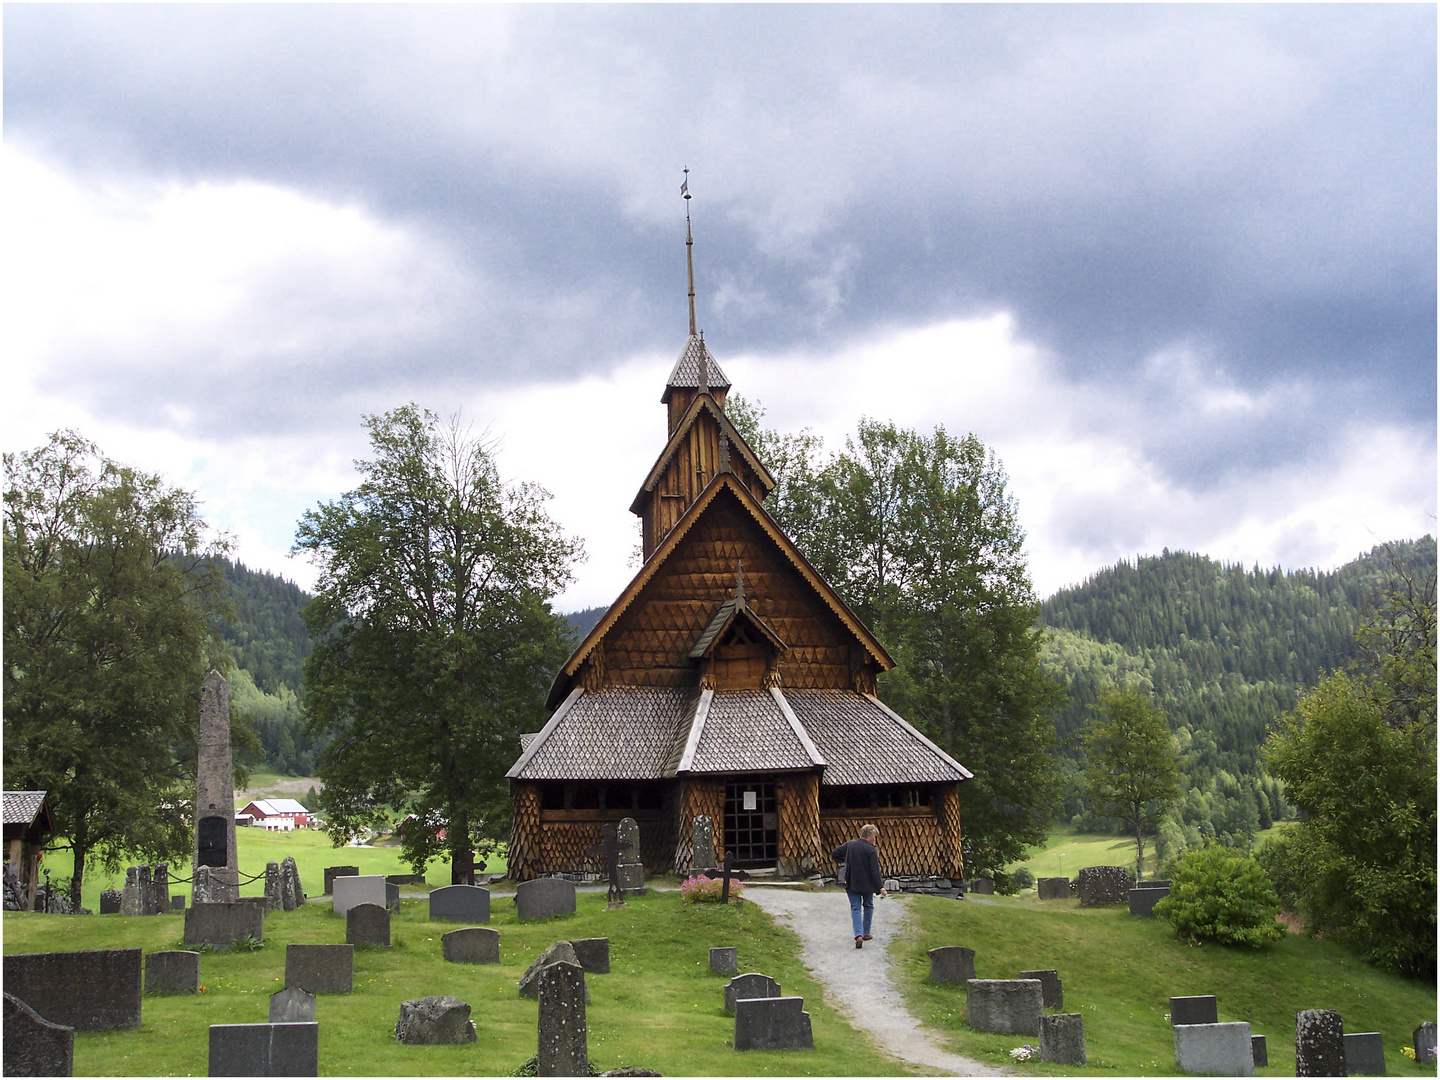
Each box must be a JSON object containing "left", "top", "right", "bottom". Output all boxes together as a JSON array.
[
  {"left": 569, "top": 938, "right": 610, "bottom": 975},
  {"left": 269, "top": 987, "right": 316, "bottom": 1024},
  {"left": 967, "top": 877, "right": 995, "bottom": 895},
  {"left": 144, "top": 951, "right": 200, "bottom": 995},
  {"left": 443, "top": 927, "right": 500, "bottom": 964},
  {"left": 208, "top": 1022, "right": 318, "bottom": 1076},
  {"left": 285, "top": 944, "right": 354, "bottom": 994},
  {"left": 1343, "top": 1032, "right": 1385, "bottom": 1076},
  {"left": 520, "top": 942, "right": 590, "bottom": 1002},
  {"left": 965, "top": 979, "right": 1043, "bottom": 1035},
  {"left": 121, "top": 866, "right": 142, "bottom": 916},
  {"left": 429, "top": 884, "right": 491, "bottom": 923},
  {"left": 1171, "top": 996, "right": 1220, "bottom": 1026},
  {"left": 617, "top": 817, "right": 645, "bottom": 892},
  {"left": 346, "top": 903, "right": 390, "bottom": 947},
  {"left": 192, "top": 866, "right": 224, "bottom": 905},
  {"left": 1129, "top": 886, "right": 1170, "bottom": 917},
  {"left": 1040, "top": 1013, "right": 1086, "bottom": 1065},
  {"left": 279, "top": 857, "right": 303, "bottom": 911},
  {"left": 1018, "top": 969, "right": 1063, "bottom": 1010},
  {"left": 1076, "top": 866, "right": 1131, "bottom": 906},
  {"left": 4, "top": 991, "right": 75, "bottom": 1077},
  {"left": 185, "top": 902, "right": 264, "bottom": 948},
  {"left": 323, "top": 866, "right": 359, "bottom": 895},
  {"left": 451, "top": 849, "right": 476, "bottom": 887},
  {"left": 171, "top": 895, "right": 185, "bottom": 912},
  {"left": 1252, "top": 1034, "right": 1268, "bottom": 1068},
  {"left": 387, "top": 873, "right": 426, "bottom": 886},
  {"left": 1414, "top": 1022, "right": 1437, "bottom": 1064},
  {"left": 332, "top": 875, "right": 386, "bottom": 917},
  {"left": 516, "top": 877, "right": 577, "bottom": 921},
  {"left": 724, "top": 973, "right": 781, "bottom": 1016},
  {"left": 2, "top": 948, "right": 142, "bottom": 1032},
  {"left": 265, "top": 863, "right": 283, "bottom": 911},
  {"left": 395, "top": 996, "right": 476, "bottom": 1045},
  {"left": 733, "top": 996, "right": 814, "bottom": 1051},
  {"left": 194, "top": 671, "right": 240, "bottom": 902},
  {"left": 151, "top": 864, "right": 170, "bottom": 915},
  {"left": 709, "top": 947, "right": 738, "bottom": 975},
  {"left": 691, "top": 815, "right": 717, "bottom": 872},
  {"left": 927, "top": 946, "right": 976, "bottom": 985},
  {"left": 100, "top": 890, "right": 122, "bottom": 914},
  {"left": 139, "top": 865, "right": 155, "bottom": 915},
  {"left": 537, "top": 961, "right": 588, "bottom": 1076},
  {"left": 1296, "top": 1009, "right": 1346, "bottom": 1077},
  {"left": 1036, "top": 877, "right": 1070, "bottom": 900},
  {"left": 1174, "top": 1022, "right": 1254, "bottom": 1076},
  {"left": 385, "top": 881, "right": 400, "bottom": 912}
]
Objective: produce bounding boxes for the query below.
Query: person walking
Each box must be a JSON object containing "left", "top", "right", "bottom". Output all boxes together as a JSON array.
[{"left": 833, "top": 823, "right": 887, "bottom": 949}]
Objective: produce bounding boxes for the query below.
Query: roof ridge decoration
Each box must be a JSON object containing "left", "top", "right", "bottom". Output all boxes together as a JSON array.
[
  {"left": 674, "top": 688, "right": 714, "bottom": 774},
  {"left": 688, "top": 563, "right": 789, "bottom": 661},
  {"left": 506, "top": 687, "right": 585, "bottom": 779},
  {"left": 770, "top": 687, "right": 827, "bottom": 767}
]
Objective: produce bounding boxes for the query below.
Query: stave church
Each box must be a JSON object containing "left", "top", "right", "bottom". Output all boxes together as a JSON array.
[{"left": 506, "top": 193, "right": 971, "bottom": 881}]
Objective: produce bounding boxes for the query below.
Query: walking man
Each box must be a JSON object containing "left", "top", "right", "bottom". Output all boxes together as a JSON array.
[{"left": 833, "top": 823, "right": 888, "bottom": 949}]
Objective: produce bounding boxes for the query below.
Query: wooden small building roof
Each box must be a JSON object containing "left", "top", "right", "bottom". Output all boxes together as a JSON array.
[
  {"left": 661, "top": 335, "right": 731, "bottom": 402},
  {"left": 2, "top": 791, "right": 53, "bottom": 838}
]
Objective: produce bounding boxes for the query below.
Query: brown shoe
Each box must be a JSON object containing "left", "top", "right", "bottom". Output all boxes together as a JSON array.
[
  {"left": 862, "top": 935, "right": 873, "bottom": 940},
  {"left": 855, "top": 936, "right": 863, "bottom": 949}
]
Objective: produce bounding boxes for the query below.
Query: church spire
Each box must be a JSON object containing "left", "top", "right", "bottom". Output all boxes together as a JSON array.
[{"left": 683, "top": 167, "right": 698, "bottom": 338}]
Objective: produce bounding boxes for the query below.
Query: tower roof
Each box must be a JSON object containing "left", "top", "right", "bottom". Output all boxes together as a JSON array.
[{"left": 661, "top": 335, "right": 731, "bottom": 403}]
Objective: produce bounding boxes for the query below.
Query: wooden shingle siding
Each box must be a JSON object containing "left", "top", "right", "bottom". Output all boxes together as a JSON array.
[
  {"left": 777, "top": 772, "right": 824, "bottom": 875},
  {"left": 509, "top": 783, "right": 543, "bottom": 881},
  {"left": 674, "top": 778, "right": 726, "bottom": 875},
  {"left": 820, "top": 807, "right": 957, "bottom": 878}
]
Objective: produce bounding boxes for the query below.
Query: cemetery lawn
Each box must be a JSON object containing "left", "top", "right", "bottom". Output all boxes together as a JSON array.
[
  {"left": 1011, "top": 823, "right": 1294, "bottom": 881},
  {"left": 893, "top": 892, "right": 1436, "bottom": 1076},
  {"left": 3, "top": 888, "right": 928, "bottom": 1076}
]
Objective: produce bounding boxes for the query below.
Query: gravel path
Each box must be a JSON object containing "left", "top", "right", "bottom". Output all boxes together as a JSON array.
[{"left": 746, "top": 888, "right": 1008, "bottom": 1076}]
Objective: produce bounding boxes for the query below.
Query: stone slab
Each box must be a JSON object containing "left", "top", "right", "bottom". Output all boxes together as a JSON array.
[
  {"left": 1036, "top": 877, "right": 1070, "bottom": 900},
  {"left": 1174, "top": 1022, "right": 1254, "bottom": 1076},
  {"left": 537, "top": 961, "right": 589, "bottom": 1075},
  {"left": 443, "top": 927, "right": 501, "bottom": 964},
  {"left": 1252, "top": 1034, "right": 1268, "bottom": 1068},
  {"left": 1415, "top": 1022, "right": 1437, "bottom": 1065},
  {"left": 1296, "top": 1009, "right": 1346, "bottom": 1077},
  {"left": 208, "top": 1022, "right": 318, "bottom": 1076},
  {"left": 346, "top": 903, "right": 390, "bottom": 947},
  {"left": 1040, "top": 1012, "right": 1086, "bottom": 1065},
  {"left": 171, "top": 895, "right": 186, "bottom": 912},
  {"left": 1129, "top": 886, "right": 1171, "bottom": 917},
  {"left": 928, "top": 946, "right": 976, "bottom": 985},
  {"left": 734, "top": 996, "right": 814, "bottom": 1051},
  {"left": 145, "top": 951, "right": 199, "bottom": 995},
  {"left": 285, "top": 944, "right": 354, "bottom": 994},
  {"left": 323, "top": 866, "right": 359, "bottom": 895},
  {"left": 429, "top": 885, "right": 491, "bottom": 923},
  {"left": 386, "top": 881, "right": 400, "bottom": 912},
  {"left": 516, "top": 877, "right": 577, "bottom": 921},
  {"left": 966, "top": 878, "right": 995, "bottom": 895},
  {"left": 1077, "top": 866, "right": 1131, "bottom": 905},
  {"left": 724, "top": 973, "right": 781, "bottom": 1016},
  {"left": 2, "top": 948, "right": 142, "bottom": 1032},
  {"left": 331, "top": 874, "right": 386, "bottom": 917},
  {"left": 710, "top": 947, "right": 738, "bottom": 975},
  {"left": 269, "top": 987, "right": 316, "bottom": 1024},
  {"left": 1171, "top": 995, "right": 1219, "bottom": 1026},
  {"left": 395, "top": 995, "right": 476, "bottom": 1045},
  {"left": 569, "top": 938, "right": 610, "bottom": 974},
  {"left": 4, "top": 991, "right": 75, "bottom": 1077},
  {"left": 184, "top": 902, "right": 264, "bottom": 948},
  {"left": 520, "top": 942, "right": 590, "bottom": 1002},
  {"left": 1344, "top": 1032, "right": 1386, "bottom": 1076},
  {"left": 1018, "top": 969, "right": 1063, "bottom": 1010},
  {"left": 99, "top": 890, "right": 122, "bottom": 915},
  {"left": 965, "top": 979, "right": 1043, "bottom": 1035}
]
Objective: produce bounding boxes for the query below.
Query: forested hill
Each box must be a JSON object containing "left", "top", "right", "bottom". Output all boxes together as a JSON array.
[{"left": 212, "top": 558, "right": 314, "bottom": 693}]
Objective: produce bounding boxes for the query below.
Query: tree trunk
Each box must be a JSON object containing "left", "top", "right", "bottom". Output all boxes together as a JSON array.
[
  {"left": 1133, "top": 808, "right": 1145, "bottom": 882},
  {"left": 70, "top": 819, "right": 87, "bottom": 911}
]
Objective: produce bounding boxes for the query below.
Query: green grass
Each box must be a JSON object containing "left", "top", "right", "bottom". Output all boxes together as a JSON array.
[
  {"left": 56, "top": 829, "right": 509, "bottom": 913},
  {"left": 1010, "top": 823, "right": 1297, "bottom": 882},
  {"left": 4, "top": 889, "right": 927, "bottom": 1076},
  {"left": 891, "top": 892, "right": 1436, "bottom": 1076}
]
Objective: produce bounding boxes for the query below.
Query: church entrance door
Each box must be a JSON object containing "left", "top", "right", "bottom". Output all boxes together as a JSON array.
[{"left": 723, "top": 779, "right": 777, "bottom": 867}]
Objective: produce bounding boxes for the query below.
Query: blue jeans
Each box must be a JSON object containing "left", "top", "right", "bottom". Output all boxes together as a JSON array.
[{"left": 848, "top": 891, "right": 874, "bottom": 937}]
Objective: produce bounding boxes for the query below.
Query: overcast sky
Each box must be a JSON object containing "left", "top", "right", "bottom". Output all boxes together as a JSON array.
[{"left": 4, "top": 5, "right": 1435, "bottom": 611}]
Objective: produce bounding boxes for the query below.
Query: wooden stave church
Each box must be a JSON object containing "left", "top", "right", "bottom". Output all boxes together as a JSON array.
[{"left": 507, "top": 214, "right": 972, "bottom": 881}]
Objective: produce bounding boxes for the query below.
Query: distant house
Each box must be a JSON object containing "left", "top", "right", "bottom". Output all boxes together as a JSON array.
[
  {"left": 238, "top": 798, "right": 310, "bottom": 831},
  {"left": 4, "top": 791, "right": 54, "bottom": 911}
]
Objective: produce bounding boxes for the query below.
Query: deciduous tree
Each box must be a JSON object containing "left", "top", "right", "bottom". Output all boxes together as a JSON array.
[{"left": 1082, "top": 687, "right": 1181, "bottom": 880}]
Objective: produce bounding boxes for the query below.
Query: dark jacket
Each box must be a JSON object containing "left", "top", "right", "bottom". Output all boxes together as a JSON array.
[{"left": 832, "top": 838, "right": 883, "bottom": 895}]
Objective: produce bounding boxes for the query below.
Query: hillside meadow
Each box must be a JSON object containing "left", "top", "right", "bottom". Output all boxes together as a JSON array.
[{"left": 1008, "top": 823, "right": 1294, "bottom": 883}]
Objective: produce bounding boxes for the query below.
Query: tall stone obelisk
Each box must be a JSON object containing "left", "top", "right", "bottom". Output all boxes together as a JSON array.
[{"left": 194, "top": 670, "right": 239, "bottom": 902}]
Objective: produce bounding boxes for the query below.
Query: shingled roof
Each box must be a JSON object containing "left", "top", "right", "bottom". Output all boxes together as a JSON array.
[
  {"left": 661, "top": 335, "right": 731, "bottom": 401},
  {"left": 2, "top": 791, "right": 50, "bottom": 829},
  {"left": 786, "top": 690, "right": 973, "bottom": 786}
]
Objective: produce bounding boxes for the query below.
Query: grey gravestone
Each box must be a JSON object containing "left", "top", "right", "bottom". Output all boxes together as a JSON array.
[
  {"left": 4, "top": 991, "right": 75, "bottom": 1077},
  {"left": 1077, "top": 866, "right": 1131, "bottom": 906},
  {"left": 279, "top": 857, "right": 303, "bottom": 911},
  {"left": 569, "top": 938, "right": 609, "bottom": 974},
  {"left": 269, "top": 987, "right": 316, "bottom": 1024},
  {"left": 617, "top": 817, "right": 645, "bottom": 892},
  {"left": 928, "top": 946, "right": 976, "bottom": 985},
  {"left": 967, "top": 878, "right": 995, "bottom": 895},
  {"left": 691, "top": 815, "right": 717, "bottom": 872},
  {"left": 520, "top": 942, "right": 590, "bottom": 1002},
  {"left": 537, "top": 961, "right": 588, "bottom": 1076},
  {"left": 171, "top": 895, "right": 186, "bottom": 912},
  {"left": 385, "top": 881, "right": 400, "bottom": 912},
  {"left": 1296, "top": 1009, "right": 1347, "bottom": 1077},
  {"left": 724, "top": 973, "right": 781, "bottom": 1016},
  {"left": 709, "top": 947, "right": 738, "bottom": 976},
  {"left": 1129, "top": 886, "right": 1170, "bottom": 917},
  {"left": 1019, "top": 969, "right": 1063, "bottom": 1010},
  {"left": 395, "top": 995, "right": 476, "bottom": 1045},
  {"left": 285, "top": 944, "right": 353, "bottom": 994},
  {"left": 1036, "top": 877, "right": 1070, "bottom": 900},
  {"left": 1415, "top": 1023, "right": 1437, "bottom": 1064},
  {"left": 387, "top": 873, "right": 427, "bottom": 885},
  {"left": 121, "top": 866, "right": 142, "bottom": 916},
  {"left": 734, "top": 996, "right": 814, "bottom": 1051},
  {"left": 516, "top": 877, "right": 577, "bottom": 921},
  {"left": 195, "top": 671, "right": 240, "bottom": 903},
  {"left": 347, "top": 903, "right": 391, "bottom": 947},
  {"left": 1171, "top": 996, "right": 1220, "bottom": 1026},
  {"left": 145, "top": 951, "right": 199, "bottom": 995},
  {"left": 323, "top": 866, "right": 359, "bottom": 895},
  {"left": 1344, "top": 1033, "right": 1385, "bottom": 1076},
  {"left": 192, "top": 866, "right": 224, "bottom": 906},
  {"left": 100, "top": 890, "right": 122, "bottom": 915},
  {"left": 1252, "top": 1034, "right": 1268, "bottom": 1068},
  {"left": 443, "top": 927, "right": 500, "bottom": 964},
  {"left": 138, "top": 865, "right": 154, "bottom": 916},
  {"left": 208, "top": 1022, "right": 318, "bottom": 1076},
  {"left": 2, "top": 948, "right": 141, "bottom": 1032},
  {"left": 265, "top": 863, "right": 282, "bottom": 911},
  {"left": 1040, "top": 1013, "right": 1086, "bottom": 1065},
  {"left": 152, "top": 864, "right": 170, "bottom": 915},
  {"left": 429, "top": 885, "right": 491, "bottom": 923},
  {"left": 965, "top": 979, "right": 1043, "bottom": 1035},
  {"left": 1174, "top": 1022, "right": 1254, "bottom": 1076},
  {"left": 185, "top": 902, "right": 264, "bottom": 948},
  {"left": 332, "top": 875, "right": 387, "bottom": 917}
]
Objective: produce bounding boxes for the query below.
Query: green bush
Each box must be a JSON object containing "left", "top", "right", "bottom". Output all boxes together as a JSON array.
[
  {"left": 1010, "top": 867, "right": 1035, "bottom": 890},
  {"left": 1153, "top": 844, "right": 1285, "bottom": 948}
]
